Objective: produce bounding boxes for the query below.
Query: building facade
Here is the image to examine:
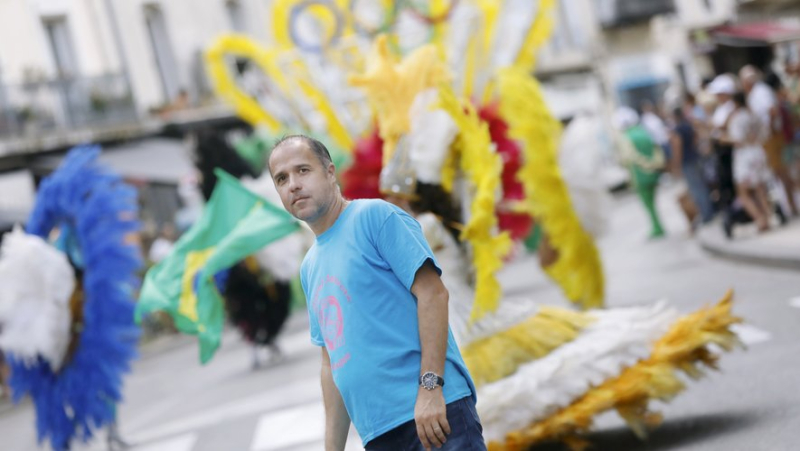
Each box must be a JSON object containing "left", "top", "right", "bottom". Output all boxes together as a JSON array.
[{"left": 0, "top": 0, "right": 272, "bottom": 143}]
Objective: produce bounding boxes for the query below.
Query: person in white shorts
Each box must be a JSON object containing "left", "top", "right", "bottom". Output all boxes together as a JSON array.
[{"left": 725, "top": 92, "right": 773, "bottom": 232}]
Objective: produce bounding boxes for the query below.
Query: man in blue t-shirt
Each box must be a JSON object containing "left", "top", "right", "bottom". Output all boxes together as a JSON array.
[
  {"left": 670, "top": 107, "right": 715, "bottom": 224},
  {"left": 268, "top": 135, "right": 484, "bottom": 451}
]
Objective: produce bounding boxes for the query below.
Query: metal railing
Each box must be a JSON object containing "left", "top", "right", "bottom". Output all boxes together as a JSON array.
[
  {"left": 596, "top": 0, "right": 676, "bottom": 28},
  {"left": 0, "top": 73, "right": 137, "bottom": 139}
]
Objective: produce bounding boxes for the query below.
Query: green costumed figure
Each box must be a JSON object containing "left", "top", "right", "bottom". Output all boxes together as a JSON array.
[{"left": 614, "top": 106, "right": 666, "bottom": 238}]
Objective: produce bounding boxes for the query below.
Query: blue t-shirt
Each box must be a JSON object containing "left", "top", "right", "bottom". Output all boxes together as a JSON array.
[
  {"left": 300, "top": 199, "right": 475, "bottom": 445},
  {"left": 673, "top": 120, "right": 700, "bottom": 165}
]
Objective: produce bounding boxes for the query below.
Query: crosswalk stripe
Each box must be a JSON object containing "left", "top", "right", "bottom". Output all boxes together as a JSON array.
[
  {"left": 131, "top": 433, "right": 198, "bottom": 451},
  {"left": 249, "top": 402, "right": 324, "bottom": 451},
  {"left": 127, "top": 375, "right": 321, "bottom": 446}
]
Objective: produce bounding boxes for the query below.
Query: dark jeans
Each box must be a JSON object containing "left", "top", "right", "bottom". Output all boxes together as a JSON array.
[{"left": 365, "top": 397, "right": 486, "bottom": 451}]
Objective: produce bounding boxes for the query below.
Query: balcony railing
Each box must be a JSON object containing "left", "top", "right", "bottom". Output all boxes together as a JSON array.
[
  {"left": 0, "top": 73, "right": 137, "bottom": 139},
  {"left": 596, "top": 0, "right": 676, "bottom": 29}
]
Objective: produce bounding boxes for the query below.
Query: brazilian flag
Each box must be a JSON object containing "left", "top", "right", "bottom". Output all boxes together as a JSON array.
[{"left": 136, "top": 169, "right": 300, "bottom": 363}]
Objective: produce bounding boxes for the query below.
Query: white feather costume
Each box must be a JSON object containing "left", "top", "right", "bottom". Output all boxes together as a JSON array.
[
  {"left": 477, "top": 302, "right": 678, "bottom": 442},
  {"left": 0, "top": 227, "right": 74, "bottom": 371},
  {"left": 558, "top": 113, "right": 614, "bottom": 238},
  {"left": 408, "top": 89, "right": 460, "bottom": 185}
]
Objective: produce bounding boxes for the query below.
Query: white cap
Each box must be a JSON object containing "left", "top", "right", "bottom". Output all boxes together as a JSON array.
[
  {"left": 707, "top": 74, "right": 737, "bottom": 95},
  {"left": 613, "top": 106, "right": 639, "bottom": 130}
]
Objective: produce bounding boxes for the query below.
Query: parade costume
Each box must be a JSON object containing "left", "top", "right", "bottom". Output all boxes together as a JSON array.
[
  {"left": 478, "top": 103, "right": 532, "bottom": 242},
  {"left": 0, "top": 146, "right": 141, "bottom": 450}
]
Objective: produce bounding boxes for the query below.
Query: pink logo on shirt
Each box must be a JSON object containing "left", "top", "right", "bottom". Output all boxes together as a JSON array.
[
  {"left": 319, "top": 295, "right": 344, "bottom": 351},
  {"left": 312, "top": 275, "right": 352, "bottom": 369}
]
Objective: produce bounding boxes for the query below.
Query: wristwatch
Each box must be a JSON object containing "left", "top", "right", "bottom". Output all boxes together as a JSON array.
[{"left": 419, "top": 371, "right": 445, "bottom": 390}]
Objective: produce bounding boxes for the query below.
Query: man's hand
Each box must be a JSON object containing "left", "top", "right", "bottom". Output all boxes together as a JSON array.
[{"left": 415, "top": 388, "right": 450, "bottom": 450}]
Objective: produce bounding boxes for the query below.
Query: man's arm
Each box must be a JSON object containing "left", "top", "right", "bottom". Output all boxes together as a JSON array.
[
  {"left": 670, "top": 132, "right": 683, "bottom": 177},
  {"left": 321, "top": 348, "right": 350, "bottom": 451},
  {"left": 411, "top": 261, "right": 451, "bottom": 451}
]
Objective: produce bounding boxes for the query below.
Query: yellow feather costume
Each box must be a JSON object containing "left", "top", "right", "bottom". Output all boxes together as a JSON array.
[{"left": 498, "top": 68, "right": 605, "bottom": 309}]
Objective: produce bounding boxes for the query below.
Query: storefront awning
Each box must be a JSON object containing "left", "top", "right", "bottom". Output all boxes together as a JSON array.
[{"left": 713, "top": 21, "right": 800, "bottom": 47}]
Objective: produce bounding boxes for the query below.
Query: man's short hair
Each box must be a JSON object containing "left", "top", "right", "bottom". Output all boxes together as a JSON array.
[{"left": 271, "top": 134, "right": 333, "bottom": 170}]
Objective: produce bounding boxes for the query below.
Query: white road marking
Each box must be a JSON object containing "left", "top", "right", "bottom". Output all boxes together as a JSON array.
[
  {"left": 132, "top": 433, "right": 198, "bottom": 451},
  {"left": 249, "top": 402, "right": 324, "bottom": 451},
  {"left": 76, "top": 432, "right": 198, "bottom": 451},
  {"left": 730, "top": 324, "right": 772, "bottom": 345},
  {"left": 249, "top": 402, "right": 365, "bottom": 451}
]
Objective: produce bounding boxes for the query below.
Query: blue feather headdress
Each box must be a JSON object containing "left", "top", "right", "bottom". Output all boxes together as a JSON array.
[{"left": 6, "top": 145, "right": 141, "bottom": 450}]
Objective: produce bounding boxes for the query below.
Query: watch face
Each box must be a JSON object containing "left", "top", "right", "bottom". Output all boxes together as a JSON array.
[{"left": 422, "top": 372, "right": 437, "bottom": 390}]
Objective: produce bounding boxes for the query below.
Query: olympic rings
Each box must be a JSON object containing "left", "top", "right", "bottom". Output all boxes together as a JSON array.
[
  {"left": 288, "top": 0, "right": 344, "bottom": 53},
  {"left": 347, "top": 0, "right": 399, "bottom": 37},
  {"left": 281, "top": 0, "right": 459, "bottom": 45}
]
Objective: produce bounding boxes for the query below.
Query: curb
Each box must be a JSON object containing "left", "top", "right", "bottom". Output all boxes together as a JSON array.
[{"left": 697, "top": 221, "right": 800, "bottom": 270}]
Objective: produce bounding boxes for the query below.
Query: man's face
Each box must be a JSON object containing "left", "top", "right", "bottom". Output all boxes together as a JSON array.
[
  {"left": 740, "top": 71, "right": 756, "bottom": 92},
  {"left": 269, "top": 139, "right": 337, "bottom": 223}
]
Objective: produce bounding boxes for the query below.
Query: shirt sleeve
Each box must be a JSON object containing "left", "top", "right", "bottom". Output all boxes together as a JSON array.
[{"left": 375, "top": 210, "right": 443, "bottom": 292}]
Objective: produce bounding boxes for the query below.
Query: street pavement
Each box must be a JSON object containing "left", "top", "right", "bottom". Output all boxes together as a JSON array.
[{"left": 2, "top": 184, "right": 800, "bottom": 451}]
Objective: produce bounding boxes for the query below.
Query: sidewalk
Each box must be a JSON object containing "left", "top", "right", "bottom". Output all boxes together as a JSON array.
[{"left": 697, "top": 217, "right": 800, "bottom": 270}]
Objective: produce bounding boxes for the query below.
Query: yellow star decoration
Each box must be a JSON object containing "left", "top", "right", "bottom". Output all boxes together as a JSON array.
[{"left": 349, "top": 35, "right": 451, "bottom": 165}]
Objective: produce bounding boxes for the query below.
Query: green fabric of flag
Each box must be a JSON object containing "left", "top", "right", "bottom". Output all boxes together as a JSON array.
[
  {"left": 234, "top": 129, "right": 277, "bottom": 174},
  {"left": 136, "top": 169, "right": 300, "bottom": 363}
]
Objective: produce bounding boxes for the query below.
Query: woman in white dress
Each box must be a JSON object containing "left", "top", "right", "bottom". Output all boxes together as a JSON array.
[{"left": 724, "top": 92, "right": 774, "bottom": 232}]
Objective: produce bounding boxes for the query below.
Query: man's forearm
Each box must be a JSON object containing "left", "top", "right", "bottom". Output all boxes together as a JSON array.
[
  {"left": 417, "top": 286, "right": 449, "bottom": 376},
  {"left": 321, "top": 351, "right": 350, "bottom": 450},
  {"left": 411, "top": 264, "right": 453, "bottom": 449}
]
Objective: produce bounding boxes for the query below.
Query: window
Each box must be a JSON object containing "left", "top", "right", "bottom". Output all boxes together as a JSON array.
[
  {"left": 43, "top": 17, "right": 79, "bottom": 78},
  {"left": 144, "top": 5, "right": 181, "bottom": 103},
  {"left": 549, "top": 0, "right": 586, "bottom": 52}
]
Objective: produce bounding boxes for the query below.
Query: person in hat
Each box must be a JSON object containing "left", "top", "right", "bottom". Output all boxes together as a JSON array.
[{"left": 708, "top": 74, "right": 739, "bottom": 212}]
